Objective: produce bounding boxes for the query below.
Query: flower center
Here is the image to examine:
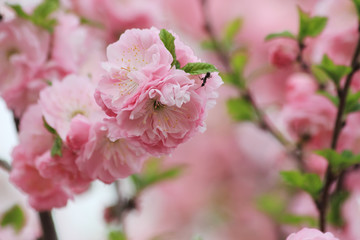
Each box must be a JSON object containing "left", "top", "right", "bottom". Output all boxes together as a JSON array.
[
  {"left": 6, "top": 48, "right": 19, "bottom": 60},
  {"left": 153, "top": 100, "right": 165, "bottom": 111}
]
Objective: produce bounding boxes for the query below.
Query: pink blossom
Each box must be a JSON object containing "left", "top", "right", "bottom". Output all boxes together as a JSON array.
[
  {"left": 97, "top": 28, "right": 222, "bottom": 155},
  {"left": 39, "top": 74, "right": 103, "bottom": 140},
  {"left": 281, "top": 74, "right": 336, "bottom": 149},
  {"left": 268, "top": 39, "right": 298, "bottom": 68},
  {"left": 68, "top": 0, "right": 158, "bottom": 41},
  {"left": 65, "top": 115, "right": 91, "bottom": 151},
  {"left": 95, "top": 28, "right": 173, "bottom": 116},
  {"left": 51, "top": 13, "right": 105, "bottom": 75},
  {"left": 285, "top": 73, "right": 318, "bottom": 102},
  {"left": 108, "top": 69, "right": 207, "bottom": 155},
  {"left": 10, "top": 145, "right": 71, "bottom": 211},
  {"left": 304, "top": 153, "right": 328, "bottom": 176},
  {"left": 286, "top": 228, "right": 339, "bottom": 240},
  {"left": 76, "top": 122, "right": 148, "bottom": 183},
  {"left": 0, "top": 18, "right": 50, "bottom": 116},
  {"left": 36, "top": 149, "right": 90, "bottom": 194},
  {"left": 9, "top": 104, "right": 90, "bottom": 210}
]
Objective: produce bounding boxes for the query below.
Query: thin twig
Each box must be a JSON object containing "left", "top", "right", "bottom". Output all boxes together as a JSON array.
[
  {"left": 0, "top": 159, "right": 11, "bottom": 172},
  {"left": 317, "top": 22, "right": 360, "bottom": 232},
  {"left": 296, "top": 41, "right": 310, "bottom": 72},
  {"left": 200, "top": 0, "right": 293, "bottom": 150}
]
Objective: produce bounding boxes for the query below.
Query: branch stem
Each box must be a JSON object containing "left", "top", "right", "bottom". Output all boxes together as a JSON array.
[{"left": 317, "top": 21, "right": 360, "bottom": 232}]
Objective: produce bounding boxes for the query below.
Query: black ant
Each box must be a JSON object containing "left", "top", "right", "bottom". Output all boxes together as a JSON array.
[
  {"left": 0, "top": 14, "right": 3, "bottom": 22},
  {"left": 200, "top": 72, "right": 211, "bottom": 87}
]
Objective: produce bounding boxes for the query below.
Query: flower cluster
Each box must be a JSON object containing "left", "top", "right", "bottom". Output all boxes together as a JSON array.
[{"left": 7, "top": 25, "right": 222, "bottom": 210}]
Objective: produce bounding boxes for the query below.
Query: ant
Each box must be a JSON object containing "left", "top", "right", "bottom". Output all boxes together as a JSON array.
[
  {"left": 200, "top": 72, "right": 211, "bottom": 87},
  {"left": 0, "top": 14, "right": 3, "bottom": 22}
]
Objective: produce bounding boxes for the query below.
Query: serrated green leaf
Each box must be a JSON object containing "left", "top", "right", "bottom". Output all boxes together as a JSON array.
[
  {"left": 33, "top": 0, "right": 59, "bottom": 19},
  {"left": 316, "top": 149, "right": 360, "bottom": 175},
  {"left": 159, "top": 29, "right": 178, "bottom": 68},
  {"left": 181, "top": 62, "right": 218, "bottom": 75},
  {"left": 1, "top": 205, "right": 25, "bottom": 233},
  {"left": 280, "top": 171, "right": 322, "bottom": 199},
  {"left": 226, "top": 98, "right": 256, "bottom": 121},
  {"left": 265, "top": 31, "right": 296, "bottom": 41},
  {"left": 223, "top": 18, "right": 243, "bottom": 47},
  {"left": 316, "top": 55, "right": 351, "bottom": 86},
  {"left": 317, "top": 90, "right": 338, "bottom": 106},
  {"left": 328, "top": 190, "right": 349, "bottom": 227},
  {"left": 298, "top": 7, "right": 328, "bottom": 42},
  {"left": 352, "top": 0, "right": 360, "bottom": 18},
  {"left": 108, "top": 230, "right": 127, "bottom": 240}
]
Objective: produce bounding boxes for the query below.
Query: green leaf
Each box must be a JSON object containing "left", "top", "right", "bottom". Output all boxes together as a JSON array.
[
  {"left": 279, "top": 214, "right": 317, "bottom": 227},
  {"left": 316, "top": 149, "right": 360, "bottom": 175},
  {"left": 181, "top": 62, "right": 218, "bottom": 75},
  {"left": 298, "top": 7, "right": 328, "bottom": 42},
  {"left": 108, "top": 230, "right": 127, "bottom": 240},
  {"left": 159, "top": 29, "right": 179, "bottom": 68},
  {"left": 7, "top": 4, "right": 31, "bottom": 19},
  {"left": 316, "top": 55, "right": 351, "bottom": 86},
  {"left": 265, "top": 31, "right": 296, "bottom": 41},
  {"left": 345, "top": 91, "right": 360, "bottom": 114},
  {"left": 43, "top": 117, "right": 63, "bottom": 157},
  {"left": 33, "top": 0, "right": 59, "bottom": 19},
  {"left": 192, "top": 236, "right": 203, "bottom": 240},
  {"left": 43, "top": 117, "right": 57, "bottom": 134},
  {"left": 257, "top": 194, "right": 284, "bottom": 216},
  {"left": 280, "top": 171, "right": 322, "bottom": 199},
  {"left": 352, "top": 0, "right": 360, "bottom": 18},
  {"left": 223, "top": 18, "right": 243, "bottom": 47},
  {"left": 256, "top": 194, "right": 316, "bottom": 227},
  {"left": 226, "top": 98, "right": 256, "bottom": 121},
  {"left": 51, "top": 135, "right": 63, "bottom": 157},
  {"left": 317, "top": 90, "right": 338, "bottom": 106},
  {"left": 311, "top": 65, "right": 331, "bottom": 84},
  {"left": 230, "top": 52, "right": 247, "bottom": 75},
  {"left": 8, "top": 0, "right": 59, "bottom": 32},
  {"left": 201, "top": 40, "right": 217, "bottom": 50},
  {"left": 1, "top": 205, "right": 25, "bottom": 233},
  {"left": 328, "top": 191, "right": 349, "bottom": 227},
  {"left": 131, "top": 159, "right": 184, "bottom": 192}
]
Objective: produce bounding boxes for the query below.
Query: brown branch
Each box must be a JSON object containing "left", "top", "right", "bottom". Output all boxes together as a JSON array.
[
  {"left": 0, "top": 159, "right": 11, "bottom": 172},
  {"left": 37, "top": 211, "right": 58, "bottom": 240},
  {"left": 296, "top": 41, "right": 310, "bottom": 72},
  {"left": 12, "top": 113, "right": 58, "bottom": 240},
  {"left": 200, "top": 0, "right": 294, "bottom": 152},
  {"left": 317, "top": 22, "right": 360, "bottom": 232}
]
